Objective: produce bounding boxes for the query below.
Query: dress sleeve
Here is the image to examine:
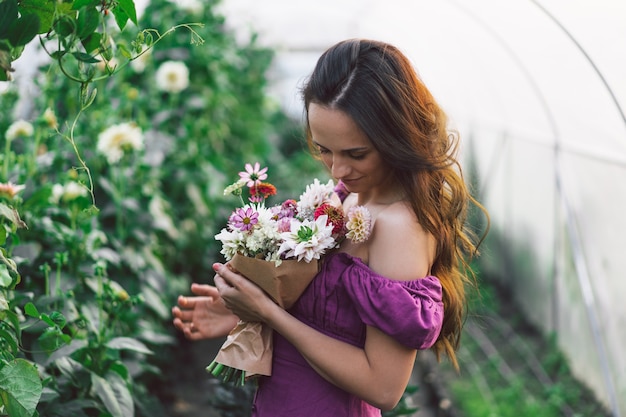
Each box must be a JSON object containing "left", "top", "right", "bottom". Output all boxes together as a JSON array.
[{"left": 342, "top": 264, "right": 444, "bottom": 349}]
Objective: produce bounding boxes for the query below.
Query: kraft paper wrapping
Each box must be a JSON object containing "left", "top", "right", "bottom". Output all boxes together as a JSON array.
[{"left": 212, "top": 254, "right": 320, "bottom": 379}]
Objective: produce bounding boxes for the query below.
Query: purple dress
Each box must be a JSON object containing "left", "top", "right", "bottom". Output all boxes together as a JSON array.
[{"left": 251, "top": 251, "right": 444, "bottom": 417}]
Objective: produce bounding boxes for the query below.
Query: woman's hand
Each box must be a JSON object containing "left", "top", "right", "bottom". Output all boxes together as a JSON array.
[
  {"left": 172, "top": 283, "right": 239, "bottom": 340},
  {"left": 212, "top": 262, "right": 277, "bottom": 323}
]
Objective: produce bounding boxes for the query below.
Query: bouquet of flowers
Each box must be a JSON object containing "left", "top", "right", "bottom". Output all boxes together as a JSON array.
[{"left": 206, "top": 162, "right": 372, "bottom": 385}]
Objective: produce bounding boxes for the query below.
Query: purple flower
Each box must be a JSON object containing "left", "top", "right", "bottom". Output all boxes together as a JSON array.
[
  {"left": 239, "top": 162, "right": 268, "bottom": 187},
  {"left": 230, "top": 207, "right": 259, "bottom": 231}
]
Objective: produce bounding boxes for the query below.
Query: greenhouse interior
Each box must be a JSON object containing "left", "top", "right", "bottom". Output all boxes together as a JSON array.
[{"left": 1, "top": 0, "right": 624, "bottom": 416}]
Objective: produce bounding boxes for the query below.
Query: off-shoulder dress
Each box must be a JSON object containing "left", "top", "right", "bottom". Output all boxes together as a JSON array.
[{"left": 251, "top": 250, "right": 444, "bottom": 417}]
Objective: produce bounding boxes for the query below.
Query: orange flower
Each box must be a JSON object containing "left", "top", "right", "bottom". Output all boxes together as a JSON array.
[{"left": 250, "top": 182, "right": 277, "bottom": 200}]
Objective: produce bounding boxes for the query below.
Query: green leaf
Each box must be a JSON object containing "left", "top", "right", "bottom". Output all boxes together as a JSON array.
[
  {"left": 8, "top": 13, "right": 40, "bottom": 47},
  {"left": 24, "top": 302, "right": 39, "bottom": 318},
  {"left": 106, "top": 371, "right": 134, "bottom": 416},
  {"left": 106, "top": 337, "right": 153, "bottom": 355},
  {"left": 111, "top": 6, "right": 128, "bottom": 31},
  {"left": 0, "top": 264, "right": 11, "bottom": 287},
  {"left": 0, "top": 359, "right": 43, "bottom": 417},
  {"left": 0, "top": 0, "right": 19, "bottom": 38},
  {"left": 0, "top": 203, "right": 27, "bottom": 229},
  {"left": 116, "top": 0, "right": 137, "bottom": 25},
  {"left": 52, "top": 15, "right": 75, "bottom": 37},
  {"left": 81, "top": 31, "right": 101, "bottom": 53},
  {"left": 71, "top": 51, "right": 99, "bottom": 63},
  {"left": 90, "top": 373, "right": 123, "bottom": 417},
  {"left": 76, "top": 6, "right": 99, "bottom": 40},
  {"left": 4, "top": 310, "right": 21, "bottom": 342},
  {"left": 39, "top": 313, "right": 55, "bottom": 327},
  {"left": 49, "top": 311, "right": 67, "bottom": 329},
  {"left": 0, "top": 291, "right": 8, "bottom": 311},
  {"left": 0, "top": 328, "right": 18, "bottom": 353},
  {"left": 38, "top": 327, "right": 67, "bottom": 352},
  {"left": 19, "top": 0, "right": 65, "bottom": 34},
  {"left": 72, "top": 0, "right": 99, "bottom": 10}
]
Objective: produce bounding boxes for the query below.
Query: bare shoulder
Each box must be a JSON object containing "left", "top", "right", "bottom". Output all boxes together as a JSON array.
[{"left": 367, "top": 202, "right": 435, "bottom": 281}]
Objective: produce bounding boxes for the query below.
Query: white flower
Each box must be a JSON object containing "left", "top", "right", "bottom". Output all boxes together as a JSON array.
[
  {"left": 277, "top": 215, "right": 336, "bottom": 263},
  {"left": 215, "top": 228, "right": 246, "bottom": 260},
  {"left": 6, "top": 120, "right": 34, "bottom": 141},
  {"left": 42, "top": 108, "right": 58, "bottom": 129},
  {"left": 155, "top": 61, "right": 189, "bottom": 93},
  {"left": 168, "top": 0, "right": 203, "bottom": 13},
  {"left": 224, "top": 178, "right": 247, "bottom": 196},
  {"left": 130, "top": 46, "right": 152, "bottom": 73},
  {"left": 97, "top": 122, "right": 144, "bottom": 164},
  {"left": 346, "top": 206, "right": 372, "bottom": 243},
  {"left": 50, "top": 181, "right": 88, "bottom": 203},
  {"left": 63, "top": 181, "right": 88, "bottom": 200},
  {"left": 296, "top": 179, "right": 335, "bottom": 221}
]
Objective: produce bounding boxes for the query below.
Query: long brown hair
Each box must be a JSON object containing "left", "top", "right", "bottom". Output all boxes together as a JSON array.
[{"left": 302, "top": 38, "right": 488, "bottom": 370}]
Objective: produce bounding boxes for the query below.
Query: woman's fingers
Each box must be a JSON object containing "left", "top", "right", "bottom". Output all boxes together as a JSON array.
[{"left": 190, "top": 283, "right": 220, "bottom": 298}]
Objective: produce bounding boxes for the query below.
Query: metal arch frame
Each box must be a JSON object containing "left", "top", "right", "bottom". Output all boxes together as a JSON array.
[{"left": 446, "top": 1, "right": 621, "bottom": 415}]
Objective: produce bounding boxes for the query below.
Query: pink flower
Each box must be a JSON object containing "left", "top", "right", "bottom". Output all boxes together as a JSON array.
[
  {"left": 239, "top": 162, "right": 268, "bottom": 187},
  {"left": 230, "top": 207, "right": 259, "bottom": 231},
  {"left": 0, "top": 182, "right": 26, "bottom": 199}
]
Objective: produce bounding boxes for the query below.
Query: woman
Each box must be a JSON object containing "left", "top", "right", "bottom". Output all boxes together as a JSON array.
[{"left": 173, "top": 38, "right": 487, "bottom": 416}]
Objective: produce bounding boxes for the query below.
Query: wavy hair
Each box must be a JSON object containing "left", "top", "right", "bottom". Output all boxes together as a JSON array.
[{"left": 301, "top": 38, "right": 488, "bottom": 370}]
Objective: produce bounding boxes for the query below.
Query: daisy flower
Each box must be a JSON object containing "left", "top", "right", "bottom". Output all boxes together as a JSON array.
[
  {"left": 97, "top": 122, "right": 144, "bottom": 164},
  {"left": 155, "top": 61, "right": 190, "bottom": 93},
  {"left": 345, "top": 206, "right": 372, "bottom": 243},
  {"left": 230, "top": 206, "right": 259, "bottom": 231},
  {"left": 277, "top": 215, "right": 336, "bottom": 263},
  {"left": 239, "top": 162, "right": 268, "bottom": 187}
]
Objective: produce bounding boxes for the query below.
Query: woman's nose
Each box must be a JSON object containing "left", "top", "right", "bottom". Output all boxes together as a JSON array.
[{"left": 331, "top": 157, "right": 350, "bottom": 179}]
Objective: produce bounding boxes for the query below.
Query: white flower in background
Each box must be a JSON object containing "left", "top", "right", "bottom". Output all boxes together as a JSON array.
[
  {"left": 51, "top": 181, "right": 88, "bottom": 203},
  {"left": 63, "top": 181, "right": 88, "bottom": 200},
  {"left": 5, "top": 119, "right": 34, "bottom": 141},
  {"left": 97, "top": 122, "right": 144, "bottom": 164},
  {"left": 167, "top": 0, "right": 203, "bottom": 14},
  {"left": 155, "top": 61, "right": 189, "bottom": 93},
  {"left": 42, "top": 107, "right": 58, "bottom": 129},
  {"left": 296, "top": 178, "right": 335, "bottom": 221},
  {"left": 130, "top": 46, "right": 152, "bottom": 73}
]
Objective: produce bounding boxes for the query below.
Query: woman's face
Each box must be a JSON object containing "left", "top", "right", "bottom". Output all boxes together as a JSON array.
[{"left": 308, "top": 103, "right": 391, "bottom": 194}]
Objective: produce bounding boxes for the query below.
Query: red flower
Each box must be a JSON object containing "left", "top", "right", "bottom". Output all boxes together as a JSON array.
[{"left": 314, "top": 203, "right": 345, "bottom": 235}]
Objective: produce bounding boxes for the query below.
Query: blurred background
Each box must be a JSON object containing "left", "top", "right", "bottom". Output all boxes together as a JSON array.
[{"left": 1, "top": 0, "right": 624, "bottom": 416}]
